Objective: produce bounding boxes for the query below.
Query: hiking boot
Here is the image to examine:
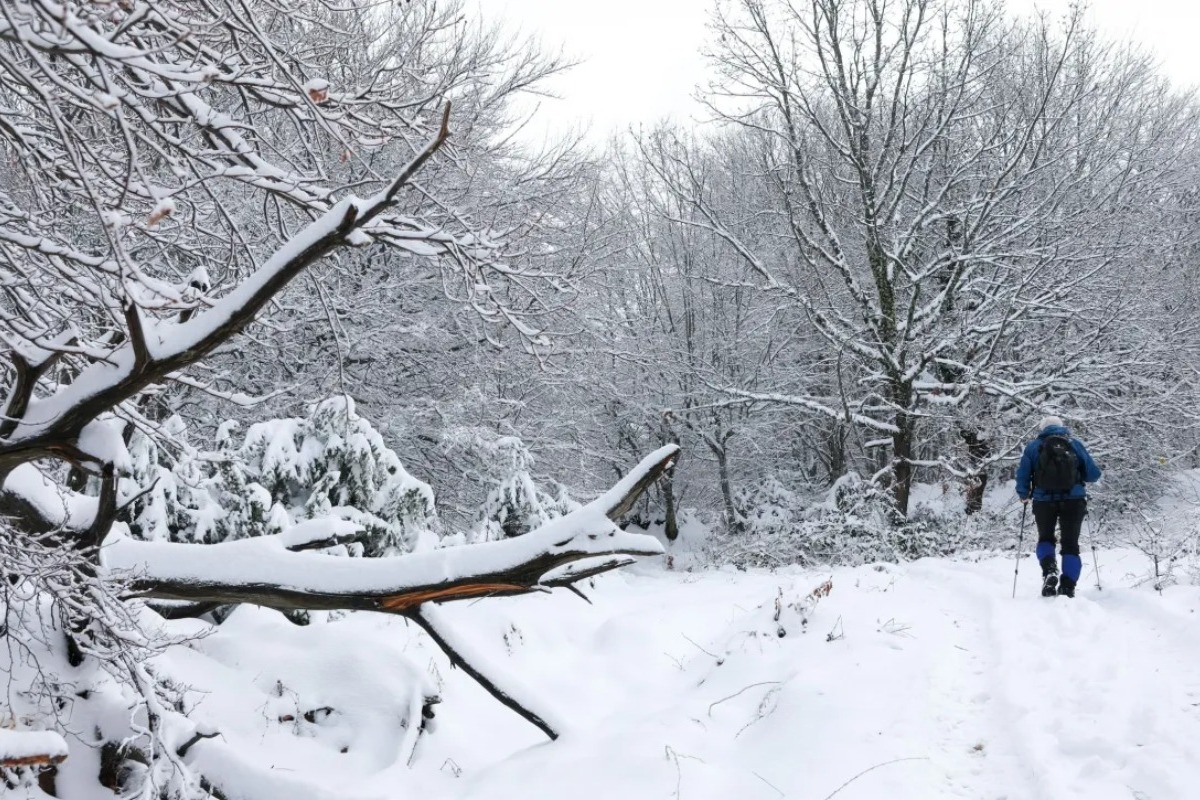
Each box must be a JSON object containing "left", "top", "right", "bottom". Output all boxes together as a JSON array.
[
  {"left": 1039, "top": 556, "right": 1059, "bottom": 597},
  {"left": 1058, "top": 577, "right": 1076, "bottom": 598}
]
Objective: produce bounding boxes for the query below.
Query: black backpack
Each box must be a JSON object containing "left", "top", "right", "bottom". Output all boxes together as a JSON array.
[{"left": 1035, "top": 435, "right": 1080, "bottom": 494}]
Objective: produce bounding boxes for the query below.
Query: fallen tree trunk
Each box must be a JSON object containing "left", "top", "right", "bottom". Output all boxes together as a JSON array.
[{"left": 105, "top": 446, "right": 678, "bottom": 614}]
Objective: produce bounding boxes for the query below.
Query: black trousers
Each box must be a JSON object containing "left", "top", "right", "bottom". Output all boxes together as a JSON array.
[{"left": 1032, "top": 498, "right": 1086, "bottom": 556}]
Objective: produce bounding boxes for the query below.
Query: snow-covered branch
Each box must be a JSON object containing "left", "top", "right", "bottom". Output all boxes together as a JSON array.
[
  {"left": 103, "top": 446, "right": 678, "bottom": 613},
  {"left": 0, "top": 111, "right": 450, "bottom": 476},
  {"left": 0, "top": 729, "right": 69, "bottom": 769}
]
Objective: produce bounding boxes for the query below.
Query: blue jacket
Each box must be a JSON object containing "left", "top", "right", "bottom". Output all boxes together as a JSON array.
[{"left": 1015, "top": 425, "right": 1102, "bottom": 501}]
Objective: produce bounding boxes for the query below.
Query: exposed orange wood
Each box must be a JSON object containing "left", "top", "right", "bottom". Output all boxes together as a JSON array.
[
  {"left": 1, "top": 752, "right": 67, "bottom": 768},
  {"left": 379, "top": 583, "right": 526, "bottom": 611}
]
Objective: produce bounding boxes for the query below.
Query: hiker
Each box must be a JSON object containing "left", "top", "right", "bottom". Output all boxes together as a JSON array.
[{"left": 1015, "top": 415, "right": 1102, "bottom": 598}]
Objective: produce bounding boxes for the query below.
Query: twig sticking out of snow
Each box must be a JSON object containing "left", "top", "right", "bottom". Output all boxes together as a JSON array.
[
  {"left": 822, "top": 756, "right": 930, "bottom": 800},
  {"left": 663, "top": 745, "right": 705, "bottom": 800},
  {"left": 706, "top": 681, "right": 782, "bottom": 718}
]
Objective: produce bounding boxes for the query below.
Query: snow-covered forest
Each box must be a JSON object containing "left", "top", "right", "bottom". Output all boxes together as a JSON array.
[{"left": 3, "top": 0, "right": 1200, "bottom": 797}]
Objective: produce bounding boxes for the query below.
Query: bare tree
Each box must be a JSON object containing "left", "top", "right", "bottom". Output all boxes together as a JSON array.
[
  {"left": 644, "top": 0, "right": 1195, "bottom": 514},
  {"left": 576, "top": 138, "right": 803, "bottom": 535}
]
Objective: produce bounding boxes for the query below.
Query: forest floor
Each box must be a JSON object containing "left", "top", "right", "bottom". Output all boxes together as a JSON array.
[
  {"left": 377, "top": 546, "right": 1200, "bottom": 800},
  {"left": 42, "top": 546, "right": 1198, "bottom": 800}
]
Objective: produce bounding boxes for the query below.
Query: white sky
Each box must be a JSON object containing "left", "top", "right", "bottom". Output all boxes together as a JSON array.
[{"left": 480, "top": 0, "right": 1200, "bottom": 148}]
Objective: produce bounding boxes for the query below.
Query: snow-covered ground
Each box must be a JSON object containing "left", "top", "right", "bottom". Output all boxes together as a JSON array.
[{"left": 99, "top": 546, "right": 1197, "bottom": 800}]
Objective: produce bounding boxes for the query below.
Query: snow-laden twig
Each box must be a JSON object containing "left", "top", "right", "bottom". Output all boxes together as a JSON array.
[
  {"left": 822, "top": 757, "right": 930, "bottom": 800},
  {"left": 706, "top": 681, "right": 782, "bottom": 718}
]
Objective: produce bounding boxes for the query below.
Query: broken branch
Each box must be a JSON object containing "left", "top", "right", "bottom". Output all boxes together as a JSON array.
[{"left": 106, "top": 446, "right": 678, "bottom": 614}]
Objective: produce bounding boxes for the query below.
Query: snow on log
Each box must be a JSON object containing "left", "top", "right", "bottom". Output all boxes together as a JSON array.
[
  {"left": 0, "top": 729, "right": 69, "bottom": 769},
  {"left": 277, "top": 518, "right": 365, "bottom": 552},
  {"left": 597, "top": 444, "right": 680, "bottom": 520},
  {"left": 0, "top": 463, "right": 98, "bottom": 532},
  {"left": 102, "top": 446, "right": 678, "bottom": 613}
]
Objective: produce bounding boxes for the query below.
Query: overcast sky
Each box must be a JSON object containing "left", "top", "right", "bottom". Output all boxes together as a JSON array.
[{"left": 479, "top": 0, "right": 1200, "bottom": 147}]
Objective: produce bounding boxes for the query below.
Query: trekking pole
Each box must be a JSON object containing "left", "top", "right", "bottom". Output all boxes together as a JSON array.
[
  {"left": 1089, "top": 503, "right": 1103, "bottom": 591},
  {"left": 1013, "top": 502, "right": 1028, "bottom": 599}
]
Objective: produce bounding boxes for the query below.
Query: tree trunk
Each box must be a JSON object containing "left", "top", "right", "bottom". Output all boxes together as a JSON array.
[
  {"left": 890, "top": 380, "right": 916, "bottom": 517},
  {"left": 713, "top": 445, "right": 739, "bottom": 535},
  {"left": 662, "top": 473, "right": 679, "bottom": 542},
  {"left": 961, "top": 427, "right": 990, "bottom": 515},
  {"left": 825, "top": 422, "right": 847, "bottom": 485},
  {"left": 659, "top": 426, "right": 681, "bottom": 542},
  {"left": 891, "top": 424, "right": 914, "bottom": 518}
]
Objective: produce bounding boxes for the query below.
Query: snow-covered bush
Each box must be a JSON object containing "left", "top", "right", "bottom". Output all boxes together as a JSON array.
[
  {"left": 241, "top": 396, "right": 436, "bottom": 556},
  {"left": 0, "top": 532, "right": 204, "bottom": 797},
  {"left": 1126, "top": 509, "right": 1200, "bottom": 591},
  {"left": 732, "top": 475, "right": 801, "bottom": 541},
  {"left": 122, "top": 416, "right": 205, "bottom": 543},
  {"left": 714, "top": 472, "right": 1007, "bottom": 568},
  {"left": 204, "top": 420, "right": 275, "bottom": 543},
  {"left": 476, "top": 437, "right": 579, "bottom": 540},
  {"left": 120, "top": 397, "right": 436, "bottom": 556}
]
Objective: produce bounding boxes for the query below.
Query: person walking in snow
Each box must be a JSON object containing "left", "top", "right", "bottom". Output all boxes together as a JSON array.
[{"left": 1016, "top": 415, "right": 1102, "bottom": 598}]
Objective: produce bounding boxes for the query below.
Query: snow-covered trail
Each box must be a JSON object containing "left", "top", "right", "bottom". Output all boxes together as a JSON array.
[
  {"left": 960, "top": 567, "right": 1200, "bottom": 800},
  {"left": 397, "top": 550, "right": 1200, "bottom": 800}
]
